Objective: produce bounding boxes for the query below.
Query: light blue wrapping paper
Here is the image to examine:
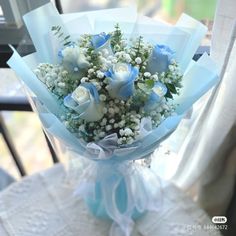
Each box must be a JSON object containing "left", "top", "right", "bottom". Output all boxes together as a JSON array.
[
  {"left": 6, "top": 3, "right": 220, "bottom": 236},
  {"left": 23, "top": 2, "right": 68, "bottom": 64},
  {"left": 7, "top": 46, "right": 61, "bottom": 116}
]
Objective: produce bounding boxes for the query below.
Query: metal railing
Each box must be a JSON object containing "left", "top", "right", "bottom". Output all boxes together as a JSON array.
[
  {"left": 0, "top": 96, "right": 59, "bottom": 177},
  {"left": 0, "top": 0, "right": 63, "bottom": 177}
]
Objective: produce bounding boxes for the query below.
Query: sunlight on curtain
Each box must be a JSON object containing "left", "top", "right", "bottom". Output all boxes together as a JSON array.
[{"left": 152, "top": 0, "right": 236, "bottom": 217}]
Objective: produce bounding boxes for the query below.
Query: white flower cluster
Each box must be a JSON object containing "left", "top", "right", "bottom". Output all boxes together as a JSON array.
[
  {"left": 34, "top": 25, "right": 183, "bottom": 145},
  {"left": 34, "top": 63, "right": 74, "bottom": 97}
]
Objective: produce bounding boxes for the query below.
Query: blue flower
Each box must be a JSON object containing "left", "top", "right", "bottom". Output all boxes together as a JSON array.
[
  {"left": 147, "top": 44, "right": 174, "bottom": 74},
  {"left": 58, "top": 44, "right": 89, "bottom": 72},
  {"left": 64, "top": 83, "right": 104, "bottom": 122},
  {"left": 105, "top": 63, "right": 139, "bottom": 100},
  {"left": 144, "top": 82, "right": 167, "bottom": 110},
  {"left": 91, "top": 33, "right": 111, "bottom": 49}
]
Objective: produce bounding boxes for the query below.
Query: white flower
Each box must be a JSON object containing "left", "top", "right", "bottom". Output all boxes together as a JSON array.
[
  {"left": 126, "top": 137, "right": 134, "bottom": 144},
  {"left": 105, "top": 125, "right": 112, "bottom": 131},
  {"left": 88, "top": 68, "right": 94, "bottom": 74},
  {"left": 144, "top": 72, "right": 151, "bottom": 77},
  {"left": 72, "top": 86, "right": 90, "bottom": 104},
  {"left": 99, "top": 131, "right": 106, "bottom": 138},
  {"left": 156, "top": 113, "right": 162, "bottom": 120},
  {"left": 79, "top": 124, "right": 85, "bottom": 132},
  {"left": 81, "top": 77, "right": 89, "bottom": 83},
  {"left": 108, "top": 107, "right": 115, "bottom": 115},
  {"left": 101, "top": 118, "right": 107, "bottom": 126},
  {"left": 114, "top": 107, "right": 120, "bottom": 113},
  {"left": 124, "top": 128, "right": 133, "bottom": 136},
  {"left": 102, "top": 49, "right": 110, "bottom": 56},
  {"left": 112, "top": 58, "right": 118, "bottom": 64},
  {"left": 124, "top": 54, "right": 132, "bottom": 63},
  {"left": 119, "top": 129, "right": 125, "bottom": 136},
  {"left": 62, "top": 70, "right": 68, "bottom": 77},
  {"left": 51, "top": 72, "right": 57, "bottom": 79},
  {"left": 109, "top": 119, "right": 115, "bottom": 124},
  {"left": 64, "top": 121, "right": 69, "bottom": 127},
  {"left": 169, "top": 65, "right": 174, "bottom": 71},
  {"left": 117, "top": 138, "right": 123, "bottom": 145},
  {"left": 152, "top": 74, "right": 159, "bottom": 81},
  {"left": 162, "top": 104, "right": 170, "bottom": 110},
  {"left": 97, "top": 71, "right": 104, "bottom": 78},
  {"left": 99, "top": 94, "right": 106, "bottom": 101},
  {"left": 64, "top": 83, "right": 104, "bottom": 122},
  {"left": 119, "top": 120, "right": 125, "bottom": 128},
  {"left": 103, "top": 107, "right": 108, "bottom": 113},
  {"left": 58, "top": 82, "right": 65, "bottom": 88},
  {"left": 60, "top": 45, "right": 90, "bottom": 71},
  {"left": 135, "top": 57, "right": 142, "bottom": 64}
]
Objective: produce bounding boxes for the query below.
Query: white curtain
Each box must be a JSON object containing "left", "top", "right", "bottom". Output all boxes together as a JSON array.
[{"left": 152, "top": 0, "right": 236, "bottom": 216}]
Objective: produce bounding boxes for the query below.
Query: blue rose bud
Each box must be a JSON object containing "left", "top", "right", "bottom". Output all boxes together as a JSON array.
[
  {"left": 91, "top": 32, "right": 113, "bottom": 55},
  {"left": 64, "top": 83, "right": 104, "bottom": 122},
  {"left": 105, "top": 63, "right": 138, "bottom": 100},
  {"left": 147, "top": 44, "right": 174, "bottom": 74},
  {"left": 144, "top": 81, "right": 167, "bottom": 110},
  {"left": 58, "top": 44, "right": 89, "bottom": 72},
  {"left": 91, "top": 32, "right": 111, "bottom": 49}
]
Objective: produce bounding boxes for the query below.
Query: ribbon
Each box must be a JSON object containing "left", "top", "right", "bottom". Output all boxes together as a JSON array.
[{"left": 75, "top": 160, "right": 163, "bottom": 236}]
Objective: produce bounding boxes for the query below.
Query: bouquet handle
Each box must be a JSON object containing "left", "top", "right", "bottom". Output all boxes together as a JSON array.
[{"left": 75, "top": 160, "right": 163, "bottom": 236}]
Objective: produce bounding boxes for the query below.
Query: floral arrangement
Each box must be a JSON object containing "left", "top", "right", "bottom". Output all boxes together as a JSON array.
[
  {"left": 34, "top": 25, "right": 182, "bottom": 146},
  {"left": 7, "top": 3, "right": 219, "bottom": 236}
]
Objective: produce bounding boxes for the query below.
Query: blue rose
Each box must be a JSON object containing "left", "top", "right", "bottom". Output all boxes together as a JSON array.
[
  {"left": 58, "top": 44, "right": 89, "bottom": 72},
  {"left": 64, "top": 83, "right": 104, "bottom": 122},
  {"left": 91, "top": 32, "right": 113, "bottom": 56},
  {"left": 91, "top": 32, "right": 111, "bottom": 49},
  {"left": 147, "top": 44, "right": 174, "bottom": 74},
  {"left": 105, "top": 63, "right": 139, "bottom": 100},
  {"left": 144, "top": 81, "right": 167, "bottom": 110}
]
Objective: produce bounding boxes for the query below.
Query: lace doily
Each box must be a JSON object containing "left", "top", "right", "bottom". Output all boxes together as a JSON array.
[{"left": 0, "top": 164, "right": 221, "bottom": 236}]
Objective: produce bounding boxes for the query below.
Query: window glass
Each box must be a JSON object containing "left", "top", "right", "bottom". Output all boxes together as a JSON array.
[{"left": 61, "top": 0, "right": 217, "bottom": 44}]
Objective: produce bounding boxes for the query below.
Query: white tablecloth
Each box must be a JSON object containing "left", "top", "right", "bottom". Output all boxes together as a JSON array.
[{"left": 0, "top": 164, "right": 221, "bottom": 236}]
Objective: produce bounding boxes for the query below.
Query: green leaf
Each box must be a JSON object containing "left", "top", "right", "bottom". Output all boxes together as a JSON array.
[
  {"left": 166, "top": 83, "right": 177, "bottom": 94},
  {"left": 64, "top": 41, "right": 71, "bottom": 46},
  {"left": 58, "top": 32, "right": 63, "bottom": 38},
  {"left": 137, "top": 83, "right": 147, "bottom": 91},
  {"left": 64, "top": 35, "right": 70, "bottom": 40},
  {"left": 165, "top": 90, "right": 173, "bottom": 99},
  {"left": 145, "top": 79, "right": 154, "bottom": 89},
  {"left": 137, "top": 83, "right": 152, "bottom": 94}
]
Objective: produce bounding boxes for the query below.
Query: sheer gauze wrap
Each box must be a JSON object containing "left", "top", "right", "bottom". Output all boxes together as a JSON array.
[{"left": 7, "top": 3, "right": 219, "bottom": 236}]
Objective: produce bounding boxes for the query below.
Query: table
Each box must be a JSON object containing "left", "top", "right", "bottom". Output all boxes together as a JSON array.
[{"left": 0, "top": 164, "right": 221, "bottom": 236}]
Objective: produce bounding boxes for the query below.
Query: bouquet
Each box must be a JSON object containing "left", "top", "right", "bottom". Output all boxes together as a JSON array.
[{"left": 8, "top": 3, "right": 219, "bottom": 236}]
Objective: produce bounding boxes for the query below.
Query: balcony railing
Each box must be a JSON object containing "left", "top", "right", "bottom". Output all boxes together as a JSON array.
[{"left": 0, "top": 95, "right": 59, "bottom": 177}]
